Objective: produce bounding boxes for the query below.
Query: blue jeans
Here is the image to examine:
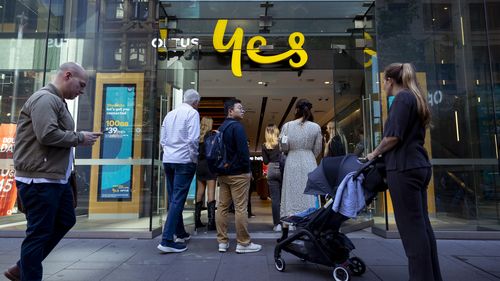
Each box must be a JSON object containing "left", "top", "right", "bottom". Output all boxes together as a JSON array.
[
  {"left": 16, "top": 181, "right": 76, "bottom": 281},
  {"left": 161, "top": 162, "right": 196, "bottom": 243}
]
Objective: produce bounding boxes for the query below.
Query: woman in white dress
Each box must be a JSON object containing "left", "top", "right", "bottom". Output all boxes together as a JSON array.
[{"left": 279, "top": 99, "right": 322, "bottom": 223}]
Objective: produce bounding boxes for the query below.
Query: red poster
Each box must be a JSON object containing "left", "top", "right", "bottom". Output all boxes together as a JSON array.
[{"left": 0, "top": 124, "right": 17, "bottom": 216}]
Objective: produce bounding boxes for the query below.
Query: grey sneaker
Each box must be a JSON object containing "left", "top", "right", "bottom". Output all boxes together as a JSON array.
[
  {"left": 218, "top": 242, "right": 229, "bottom": 252},
  {"left": 236, "top": 242, "right": 262, "bottom": 254},
  {"left": 174, "top": 233, "right": 191, "bottom": 243}
]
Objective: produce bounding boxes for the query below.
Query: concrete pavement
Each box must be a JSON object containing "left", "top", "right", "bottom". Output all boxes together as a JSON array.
[{"left": 0, "top": 229, "right": 499, "bottom": 281}]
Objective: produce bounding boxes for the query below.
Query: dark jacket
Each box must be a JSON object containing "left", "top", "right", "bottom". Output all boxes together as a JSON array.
[
  {"left": 220, "top": 118, "right": 251, "bottom": 175},
  {"left": 13, "top": 83, "right": 84, "bottom": 179},
  {"left": 261, "top": 144, "right": 280, "bottom": 164}
]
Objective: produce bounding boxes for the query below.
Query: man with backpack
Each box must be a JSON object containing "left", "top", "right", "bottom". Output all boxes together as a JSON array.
[
  {"left": 157, "top": 89, "right": 200, "bottom": 253},
  {"left": 214, "top": 98, "right": 262, "bottom": 253}
]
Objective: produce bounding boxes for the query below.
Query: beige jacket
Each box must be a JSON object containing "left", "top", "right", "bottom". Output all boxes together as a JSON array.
[{"left": 13, "top": 83, "right": 84, "bottom": 179}]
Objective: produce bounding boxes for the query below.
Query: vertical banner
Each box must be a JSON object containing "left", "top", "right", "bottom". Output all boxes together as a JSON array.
[
  {"left": 98, "top": 84, "right": 136, "bottom": 201},
  {"left": 0, "top": 124, "right": 17, "bottom": 216}
]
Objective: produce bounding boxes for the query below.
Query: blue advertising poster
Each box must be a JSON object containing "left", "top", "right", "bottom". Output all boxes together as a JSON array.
[{"left": 98, "top": 84, "right": 136, "bottom": 201}]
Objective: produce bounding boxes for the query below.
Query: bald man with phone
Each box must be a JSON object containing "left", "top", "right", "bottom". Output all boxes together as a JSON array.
[{"left": 5, "top": 62, "right": 101, "bottom": 281}]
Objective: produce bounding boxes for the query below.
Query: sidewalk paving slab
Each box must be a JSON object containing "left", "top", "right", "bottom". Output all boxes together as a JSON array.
[{"left": 0, "top": 230, "right": 499, "bottom": 281}]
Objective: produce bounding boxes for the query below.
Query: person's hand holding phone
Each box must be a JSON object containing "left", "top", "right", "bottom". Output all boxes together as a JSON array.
[{"left": 80, "top": 131, "right": 103, "bottom": 146}]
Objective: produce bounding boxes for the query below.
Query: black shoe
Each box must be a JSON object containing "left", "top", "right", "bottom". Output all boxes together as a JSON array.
[
  {"left": 207, "top": 200, "right": 217, "bottom": 231},
  {"left": 194, "top": 201, "right": 205, "bottom": 229}
]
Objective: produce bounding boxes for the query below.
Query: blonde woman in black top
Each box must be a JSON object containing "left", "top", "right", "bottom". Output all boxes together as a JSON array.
[
  {"left": 262, "top": 124, "right": 282, "bottom": 231},
  {"left": 196, "top": 117, "right": 217, "bottom": 231},
  {"left": 367, "top": 63, "right": 442, "bottom": 281},
  {"left": 324, "top": 121, "right": 346, "bottom": 157}
]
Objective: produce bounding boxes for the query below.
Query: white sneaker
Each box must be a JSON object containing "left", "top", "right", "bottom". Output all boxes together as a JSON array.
[
  {"left": 236, "top": 242, "right": 262, "bottom": 254},
  {"left": 174, "top": 234, "right": 191, "bottom": 243},
  {"left": 218, "top": 242, "right": 229, "bottom": 252},
  {"left": 273, "top": 224, "right": 282, "bottom": 232},
  {"left": 157, "top": 242, "right": 187, "bottom": 253}
]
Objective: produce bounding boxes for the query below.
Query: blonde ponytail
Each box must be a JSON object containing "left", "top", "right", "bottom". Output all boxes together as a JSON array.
[{"left": 400, "top": 63, "right": 431, "bottom": 127}]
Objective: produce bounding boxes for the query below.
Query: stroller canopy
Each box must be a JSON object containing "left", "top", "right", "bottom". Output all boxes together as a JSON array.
[{"left": 304, "top": 155, "right": 363, "bottom": 196}]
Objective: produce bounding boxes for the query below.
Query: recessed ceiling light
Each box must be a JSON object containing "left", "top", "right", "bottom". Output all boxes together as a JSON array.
[
  {"left": 324, "top": 81, "right": 331, "bottom": 85},
  {"left": 190, "top": 81, "right": 195, "bottom": 85},
  {"left": 444, "top": 7, "right": 448, "bottom": 10},
  {"left": 258, "top": 81, "right": 263, "bottom": 85}
]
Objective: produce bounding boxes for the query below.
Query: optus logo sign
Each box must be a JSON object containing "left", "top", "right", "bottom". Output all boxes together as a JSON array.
[
  {"left": 213, "top": 19, "right": 308, "bottom": 78},
  {"left": 151, "top": 38, "right": 199, "bottom": 48}
]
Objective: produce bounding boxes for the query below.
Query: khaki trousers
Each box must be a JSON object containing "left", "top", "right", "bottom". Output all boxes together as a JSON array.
[{"left": 216, "top": 173, "right": 251, "bottom": 245}]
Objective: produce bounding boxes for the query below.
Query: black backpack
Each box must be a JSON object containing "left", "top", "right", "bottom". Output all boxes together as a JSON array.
[{"left": 205, "top": 120, "right": 237, "bottom": 174}]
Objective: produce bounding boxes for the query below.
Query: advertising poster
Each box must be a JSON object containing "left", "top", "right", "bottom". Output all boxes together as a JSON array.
[
  {"left": 98, "top": 84, "right": 136, "bottom": 201},
  {"left": 0, "top": 124, "right": 17, "bottom": 216}
]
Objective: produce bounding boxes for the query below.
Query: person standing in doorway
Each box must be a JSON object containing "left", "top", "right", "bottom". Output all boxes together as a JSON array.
[
  {"left": 367, "top": 63, "right": 442, "bottom": 281},
  {"left": 324, "top": 121, "right": 346, "bottom": 157},
  {"left": 195, "top": 116, "right": 217, "bottom": 231},
  {"left": 157, "top": 89, "right": 200, "bottom": 253},
  {"left": 216, "top": 98, "right": 262, "bottom": 254},
  {"left": 353, "top": 126, "right": 365, "bottom": 157},
  {"left": 6, "top": 62, "right": 101, "bottom": 281},
  {"left": 261, "top": 124, "right": 283, "bottom": 232}
]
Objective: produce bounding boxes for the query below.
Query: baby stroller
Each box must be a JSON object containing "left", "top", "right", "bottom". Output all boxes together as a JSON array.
[{"left": 274, "top": 154, "right": 386, "bottom": 281}]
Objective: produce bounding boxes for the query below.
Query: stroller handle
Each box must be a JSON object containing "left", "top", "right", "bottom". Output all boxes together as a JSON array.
[{"left": 353, "top": 155, "right": 383, "bottom": 179}]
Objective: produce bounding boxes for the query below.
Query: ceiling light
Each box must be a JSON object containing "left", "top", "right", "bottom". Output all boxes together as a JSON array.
[
  {"left": 258, "top": 81, "right": 263, "bottom": 85},
  {"left": 324, "top": 81, "right": 331, "bottom": 85},
  {"left": 444, "top": 7, "right": 448, "bottom": 10},
  {"left": 190, "top": 81, "right": 195, "bottom": 85}
]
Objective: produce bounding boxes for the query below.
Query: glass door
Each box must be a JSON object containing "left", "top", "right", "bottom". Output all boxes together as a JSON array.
[{"left": 155, "top": 43, "right": 200, "bottom": 227}]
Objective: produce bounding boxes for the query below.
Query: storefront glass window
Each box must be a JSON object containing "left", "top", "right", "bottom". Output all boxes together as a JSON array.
[{"left": 376, "top": 0, "right": 499, "bottom": 232}]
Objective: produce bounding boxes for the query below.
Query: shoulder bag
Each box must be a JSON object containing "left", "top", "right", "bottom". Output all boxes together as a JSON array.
[{"left": 279, "top": 123, "right": 290, "bottom": 153}]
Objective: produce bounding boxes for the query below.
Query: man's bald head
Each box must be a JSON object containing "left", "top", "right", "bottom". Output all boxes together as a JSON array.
[
  {"left": 53, "top": 62, "right": 88, "bottom": 100},
  {"left": 57, "top": 62, "right": 86, "bottom": 77}
]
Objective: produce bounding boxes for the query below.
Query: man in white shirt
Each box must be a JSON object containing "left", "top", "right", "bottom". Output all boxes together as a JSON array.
[{"left": 157, "top": 89, "right": 200, "bottom": 253}]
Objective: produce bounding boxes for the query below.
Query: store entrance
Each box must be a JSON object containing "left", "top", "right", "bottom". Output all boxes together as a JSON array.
[
  {"left": 158, "top": 0, "right": 377, "bottom": 234},
  {"left": 194, "top": 61, "right": 372, "bottom": 232}
]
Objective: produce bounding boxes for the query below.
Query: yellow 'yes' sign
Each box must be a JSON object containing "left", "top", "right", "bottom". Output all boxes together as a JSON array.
[{"left": 213, "top": 19, "right": 308, "bottom": 78}]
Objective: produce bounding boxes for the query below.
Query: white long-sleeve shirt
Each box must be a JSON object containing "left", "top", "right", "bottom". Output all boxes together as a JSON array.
[{"left": 160, "top": 103, "right": 200, "bottom": 164}]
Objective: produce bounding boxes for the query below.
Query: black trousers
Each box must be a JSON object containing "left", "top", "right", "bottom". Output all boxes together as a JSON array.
[
  {"left": 17, "top": 181, "right": 76, "bottom": 281},
  {"left": 387, "top": 168, "right": 442, "bottom": 281},
  {"left": 266, "top": 162, "right": 282, "bottom": 226}
]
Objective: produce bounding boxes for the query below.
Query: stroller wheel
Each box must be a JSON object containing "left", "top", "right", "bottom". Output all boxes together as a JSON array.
[
  {"left": 348, "top": 257, "right": 366, "bottom": 276},
  {"left": 275, "top": 257, "right": 286, "bottom": 272},
  {"left": 332, "top": 266, "right": 350, "bottom": 281}
]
